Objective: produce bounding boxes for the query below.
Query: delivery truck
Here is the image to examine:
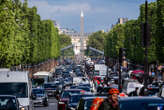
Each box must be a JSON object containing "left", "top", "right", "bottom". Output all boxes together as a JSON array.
[{"left": 0, "top": 69, "right": 33, "bottom": 110}]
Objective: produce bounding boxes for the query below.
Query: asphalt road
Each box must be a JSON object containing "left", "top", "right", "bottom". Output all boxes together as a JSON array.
[{"left": 34, "top": 98, "right": 58, "bottom": 110}]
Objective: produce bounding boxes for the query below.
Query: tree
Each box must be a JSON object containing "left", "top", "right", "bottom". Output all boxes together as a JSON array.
[
  {"left": 0, "top": 0, "right": 61, "bottom": 67},
  {"left": 156, "top": 0, "right": 164, "bottom": 62},
  {"left": 105, "top": 24, "right": 125, "bottom": 58},
  {"left": 87, "top": 30, "right": 106, "bottom": 52},
  {"left": 124, "top": 20, "right": 144, "bottom": 64},
  {"left": 59, "top": 34, "right": 74, "bottom": 57}
]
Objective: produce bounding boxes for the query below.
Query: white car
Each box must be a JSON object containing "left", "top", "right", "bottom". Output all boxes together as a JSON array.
[{"left": 122, "top": 79, "right": 143, "bottom": 94}]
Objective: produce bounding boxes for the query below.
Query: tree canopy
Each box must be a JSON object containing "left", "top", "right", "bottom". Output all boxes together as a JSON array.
[
  {"left": 0, "top": 0, "right": 60, "bottom": 67},
  {"left": 105, "top": 1, "right": 164, "bottom": 64}
]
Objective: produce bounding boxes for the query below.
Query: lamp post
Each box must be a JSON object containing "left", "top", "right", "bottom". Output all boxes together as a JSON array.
[{"left": 144, "top": 0, "right": 149, "bottom": 88}]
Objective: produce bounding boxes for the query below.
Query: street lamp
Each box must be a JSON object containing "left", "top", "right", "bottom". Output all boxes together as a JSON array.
[{"left": 143, "top": 0, "right": 150, "bottom": 89}]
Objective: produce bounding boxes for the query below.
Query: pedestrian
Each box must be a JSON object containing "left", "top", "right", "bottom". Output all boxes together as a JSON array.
[
  {"left": 128, "top": 87, "right": 138, "bottom": 96},
  {"left": 98, "top": 88, "right": 119, "bottom": 110}
]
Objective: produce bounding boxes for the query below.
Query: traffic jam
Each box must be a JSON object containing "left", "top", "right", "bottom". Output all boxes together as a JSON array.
[
  {"left": 32, "top": 57, "right": 164, "bottom": 110},
  {"left": 0, "top": 57, "right": 164, "bottom": 110}
]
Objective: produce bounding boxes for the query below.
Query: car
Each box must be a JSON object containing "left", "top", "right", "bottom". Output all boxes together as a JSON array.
[
  {"left": 119, "top": 96, "right": 164, "bottom": 110},
  {"left": 43, "top": 82, "right": 58, "bottom": 97},
  {"left": 0, "top": 95, "right": 23, "bottom": 110},
  {"left": 32, "top": 88, "right": 48, "bottom": 106},
  {"left": 68, "top": 93, "right": 95, "bottom": 110},
  {"left": 76, "top": 86, "right": 91, "bottom": 92},
  {"left": 58, "top": 89, "right": 84, "bottom": 110},
  {"left": 122, "top": 79, "right": 143, "bottom": 95},
  {"left": 147, "top": 83, "right": 159, "bottom": 96},
  {"left": 76, "top": 96, "right": 107, "bottom": 110},
  {"left": 97, "top": 86, "right": 111, "bottom": 96},
  {"left": 59, "top": 89, "right": 83, "bottom": 104}
]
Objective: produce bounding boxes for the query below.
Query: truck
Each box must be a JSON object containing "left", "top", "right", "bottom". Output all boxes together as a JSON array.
[
  {"left": 0, "top": 69, "right": 33, "bottom": 110},
  {"left": 94, "top": 64, "right": 107, "bottom": 76}
]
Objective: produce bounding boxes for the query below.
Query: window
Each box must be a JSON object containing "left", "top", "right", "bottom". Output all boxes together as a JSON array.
[{"left": 0, "top": 83, "right": 28, "bottom": 98}]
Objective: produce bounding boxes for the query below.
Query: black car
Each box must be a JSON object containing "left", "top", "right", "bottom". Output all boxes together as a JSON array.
[
  {"left": 147, "top": 83, "right": 159, "bottom": 96},
  {"left": 0, "top": 95, "right": 21, "bottom": 110},
  {"left": 68, "top": 93, "right": 95, "bottom": 110},
  {"left": 44, "top": 82, "right": 58, "bottom": 97},
  {"left": 97, "top": 86, "right": 111, "bottom": 96},
  {"left": 32, "top": 88, "right": 48, "bottom": 106},
  {"left": 119, "top": 96, "right": 164, "bottom": 110},
  {"left": 77, "top": 96, "right": 107, "bottom": 110}
]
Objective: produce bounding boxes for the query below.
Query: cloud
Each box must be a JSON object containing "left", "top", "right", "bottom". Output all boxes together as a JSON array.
[
  {"left": 27, "top": 0, "right": 156, "bottom": 32},
  {"left": 28, "top": 0, "right": 92, "bottom": 19}
]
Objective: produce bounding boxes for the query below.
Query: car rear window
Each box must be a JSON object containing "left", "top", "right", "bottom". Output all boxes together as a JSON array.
[{"left": 44, "top": 84, "right": 57, "bottom": 88}]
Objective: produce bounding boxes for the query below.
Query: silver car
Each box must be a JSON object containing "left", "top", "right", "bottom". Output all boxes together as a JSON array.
[{"left": 32, "top": 88, "right": 48, "bottom": 107}]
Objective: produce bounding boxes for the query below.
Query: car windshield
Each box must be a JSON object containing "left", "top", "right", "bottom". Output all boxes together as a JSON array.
[
  {"left": 78, "top": 87, "right": 90, "bottom": 92},
  {"left": 32, "top": 89, "right": 44, "bottom": 94},
  {"left": 62, "top": 90, "right": 81, "bottom": 98},
  {"left": 84, "top": 99, "right": 93, "bottom": 110},
  {"left": 0, "top": 97, "right": 17, "bottom": 110},
  {"left": 120, "top": 101, "right": 164, "bottom": 110},
  {"left": 44, "top": 84, "right": 57, "bottom": 89},
  {"left": 70, "top": 95, "right": 82, "bottom": 103},
  {"left": 61, "top": 91, "right": 70, "bottom": 98},
  {"left": 0, "top": 83, "right": 28, "bottom": 98}
]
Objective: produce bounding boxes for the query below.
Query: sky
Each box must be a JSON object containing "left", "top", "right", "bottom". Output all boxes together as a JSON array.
[{"left": 27, "top": 0, "right": 156, "bottom": 33}]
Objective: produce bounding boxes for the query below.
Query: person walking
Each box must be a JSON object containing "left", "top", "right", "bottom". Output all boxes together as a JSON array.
[{"left": 98, "top": 88, "right": 119, "bottom": 110}]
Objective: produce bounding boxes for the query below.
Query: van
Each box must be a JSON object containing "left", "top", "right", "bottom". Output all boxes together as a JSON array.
[{"left": 0, "top": 69, "right": 32, "bottom": 110}]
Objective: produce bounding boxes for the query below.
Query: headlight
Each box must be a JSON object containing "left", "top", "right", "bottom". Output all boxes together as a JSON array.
[
  {"left": 70, "top": 107, "right": 75, "bottom": 110},
  {"left": 20, "top": 106, "right": 28, "bottom": 110}
]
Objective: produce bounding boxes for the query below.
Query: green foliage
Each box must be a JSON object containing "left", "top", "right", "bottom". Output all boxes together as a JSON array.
[
  {"left": 59, "top": 34, "right": 74, "bottom": 56},
  {"left": 156, "top": 0, "right": 164, "bottom": 62},
  {"left": 87, "top": 31, "right": 106, "bottom": 51},
  {"left": 139, "top": 2, "right": 158, "bottom": 63},
  {"left": 105, "top": 24, "right": 125, "bottom": 58},
  {"left": 0, "top": 0, "right": 60, "bottom": 67},
  {"left": 105, "top": 1, "right": 163, "bottom": 64},
  {"left": 124, "top": 20, "right": 144, "bottom": 64},
  {"left": 59, "top": 34, "right": 72, "bottom": 48}
]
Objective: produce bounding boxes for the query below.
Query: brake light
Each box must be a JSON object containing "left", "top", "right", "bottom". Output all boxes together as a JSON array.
[{"left": 80, "top": 90, "right": 85, "bottom": 94}]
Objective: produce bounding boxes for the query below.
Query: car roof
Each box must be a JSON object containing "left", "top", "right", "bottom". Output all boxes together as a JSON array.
[
  {"left": 44, "top": 82, "right": 58, "bottom": 84},
  {"left": 119, "top": 96, "right": 164, "bottom": 102},
  {"left": 82, "top": 96, "right": 107, "bottom": 100},
  {"left": 64, "top": 89, "right": 82, "bottom": 91},
  {"left": 32, "top": 87, "right": 44, "bottom": 90},
  {"left": 0, "top": 95, "right": 17, "bottom": 98},
  {"left": 70, "top": 92, "right": 94, "bottom": 96}
]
